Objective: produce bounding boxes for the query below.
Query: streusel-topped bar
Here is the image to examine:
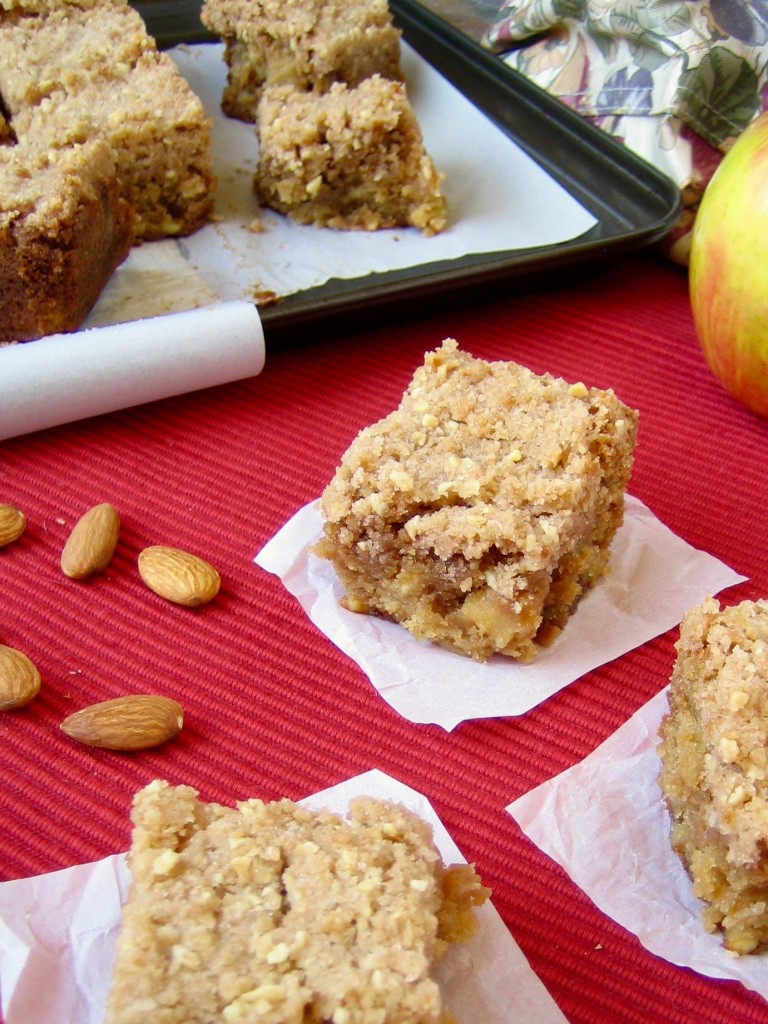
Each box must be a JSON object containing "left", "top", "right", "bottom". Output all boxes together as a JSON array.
[
  {"left": 0, "top": 0, "right": 214, "bottom": 242},
  {"left": 0, "top": 136, "right": 134, "bottom": 340},
  {"left": 104, "top": 779, "right": 488, "bottom": 1024},
  {"left": 0, "top": 0, "right": 151, "bottom": 109},
  {"left": 658, "top": 597, "right": 768, "bottom": 953},
  {"left": 0, "top": 0, "right": 214, "bottom": 340},
  {"left": 255, "top": 76, "right": 447, "bottom": 235},
  {"left": 200, "top": 0, "right": 402, "bottom": 122},
  {"left": 316, "top": 339, "right": 638, "bottom": 662}
]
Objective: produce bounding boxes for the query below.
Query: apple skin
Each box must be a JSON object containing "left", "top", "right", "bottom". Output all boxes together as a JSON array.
[{"left": 689, "top": 111, "right": 768, "bottom": 420}]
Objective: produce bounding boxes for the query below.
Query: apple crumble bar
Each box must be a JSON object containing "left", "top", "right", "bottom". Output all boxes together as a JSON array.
[
  {"left": 254, "top": 75, "right": 447, "bottom": 234},
  {"left": 200, "top": 0, "right": 402, "bottom": 122},
  {"left": 0, "top": 0, "right": 214, "bottom": 242},
  {"left": 658, "top": 596, "right": 768, "bottom": 953},
  {"left": 316, "top": 339, "right": 638, "bottom": 662},
  {"left": 104, "top": 779, "right": 489, "bottom": 1024},
  {"left": 0, "top": 135, "right": 134, "bottom": 341},
  {"left": 0, "top": 0, "right": 214, "bottom": 340}
]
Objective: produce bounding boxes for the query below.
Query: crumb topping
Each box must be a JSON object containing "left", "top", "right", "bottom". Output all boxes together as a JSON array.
[
  {"left": 317, "top": 339, "right": 637, "bottom": 661},
  {"left": 255, "top": 76, "right": 446, "bottom": 235}
]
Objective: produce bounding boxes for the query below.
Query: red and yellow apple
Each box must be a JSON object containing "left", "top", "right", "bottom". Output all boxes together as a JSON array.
[{"left": 689, "top": 111, "right": 768, "bottom": 420}]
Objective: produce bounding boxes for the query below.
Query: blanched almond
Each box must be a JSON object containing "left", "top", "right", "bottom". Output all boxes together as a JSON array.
[
  {"left": 61, "top": 502, "right": 120, "bottom": 579},
  {"left": 0, "top": 644, "right": 41, "bottom": 710},
  {"left": 0, "top": 504, "right": 26, "bottom": 547},
  {"left": 61, "top": 694, "right": 183, "bottom": 750},
  {"left": 138, "top": 545, "right": 220, "bottom": 606}
]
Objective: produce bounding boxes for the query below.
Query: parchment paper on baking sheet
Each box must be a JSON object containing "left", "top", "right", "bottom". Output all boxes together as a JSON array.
[{"left": 84, "top": 40, "right": 597, "bottom": 327}]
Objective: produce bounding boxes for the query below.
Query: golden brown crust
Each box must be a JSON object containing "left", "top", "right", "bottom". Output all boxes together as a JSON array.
[
  {"left": 317, "top": 339, "right": 638, "bottom": 661},
  {"left": 104, "top": 780, "right": 488, "bottom": 1024},
  {"left": 659, "top": 597, "right": 768, "bottom": 953}
]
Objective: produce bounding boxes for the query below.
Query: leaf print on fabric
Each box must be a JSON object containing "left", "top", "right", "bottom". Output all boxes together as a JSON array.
[
  {"left": 588, "top": 22, "right": 618, "bottom": 60},
  {"left": 551, "top": 0, "right": 586, "bottom": 21},
  {"left": 488, "top": 0, "right": 567, "bottom": 43},
  {"left": 481, "top": 0, "right": 768, "bottom": 266},
  {"left": 609, "top": 0, "right": 692, "bottom": 42},
  {"left": 627, "top": 38, "right": 673, "bottom": 76},
  {"left": 709, "top": 0, "right": 768, "bottom": 46},
  {"left": 482, "top": 0, "right": 768, "bottom": 244},
  {"left": 519, "top": 28, "right": 579, "bottom": 71},
  {"left": 597, "top": 66, "right": 655, "bottom": 114},
  {"left": 486, "top": 0, "right": 591, "bottom": 46},
  {"left": 506, "top": 26, "right": 592, "bottom": 107},
  {"left": 678, "top": 47, "right": 760, "bottom": 145}
]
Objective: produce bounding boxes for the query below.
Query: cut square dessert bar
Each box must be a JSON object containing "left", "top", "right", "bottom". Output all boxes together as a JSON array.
[
  {"left": 0, "top": 0, "right": 214, "bottom": 340},
  {"left": 0, "top": 0, "right": 152, "bottom": 110},
  {"left": 104, "top": 779, "right": 488, "bottom": 1024},
  {"left": 658, "top": 596, "right": 768, "bottom": 953},
  {"left": 316, "top": 339, "right": 638, "bottom": 662},
  {"left": 200, "top": 0, "right": 402, "bottom": 122},
  {"left": 0, "top": 136, "right": 135, "bottom": 341},
  {"left": 7, "top": 49, "right": 213, "bottom": 242},
  {"left": 255, "top": 76, "right": 447, "bottom": 235},
  {"left": 0, "top": 0, "right": 214, "bottom": 242}
]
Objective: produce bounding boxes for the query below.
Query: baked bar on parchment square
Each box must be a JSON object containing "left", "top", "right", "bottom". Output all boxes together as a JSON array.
[
  {"left": 659, "top": 597, "right": 768, "bottom": 954},
  {"left": 104, "top": 779, "right": 488, "bottom": 1024},
  {"left": 316, "top": 339, "right": 638, "bottom": 662}
]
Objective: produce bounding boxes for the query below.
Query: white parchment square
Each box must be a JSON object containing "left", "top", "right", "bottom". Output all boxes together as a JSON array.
[
  {"left": 255, "top": 495, "right": 746, "bottom": 730},
  {"left": 0, "top": 771, "right": 568, "bottom": 1024},
  {"left": 507, "top": 691, "right": 768, "bottom": 1000}
]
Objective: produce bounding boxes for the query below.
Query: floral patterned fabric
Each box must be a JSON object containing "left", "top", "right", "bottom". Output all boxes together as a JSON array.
[{"left": 483, "top": 1, "right": 768, "bottom": 262}]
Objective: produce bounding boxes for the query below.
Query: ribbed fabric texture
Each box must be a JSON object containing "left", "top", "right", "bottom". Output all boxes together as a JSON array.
[{"left": 1, "top": 251, "right": 767, "bottom": 1023}]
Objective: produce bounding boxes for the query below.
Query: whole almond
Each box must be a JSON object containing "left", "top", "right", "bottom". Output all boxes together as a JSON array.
[
  {"left": 0, "top": 504, "right": 26, "bottom": 547},
  {"left": 61, "top": 502, "right": 120, "bottom": 579},
  {"left": 60, "top": 694, "right": 184, "bottom": 750},
  {"left": 0, "top": 644, "right": 41, "bottom": 710},
  {"left": 138, "top": 545, "right": 221, "bottom": 606}
]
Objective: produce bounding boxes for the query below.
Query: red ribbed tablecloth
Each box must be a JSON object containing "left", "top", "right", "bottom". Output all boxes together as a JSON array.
[{"left": 2, "top": 251, "right": 767, "bottom": 1024}]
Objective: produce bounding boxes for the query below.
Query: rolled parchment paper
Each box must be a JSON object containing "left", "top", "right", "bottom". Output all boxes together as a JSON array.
[{"left": 0, "top": 300, "right": 265, "bottom": 442}]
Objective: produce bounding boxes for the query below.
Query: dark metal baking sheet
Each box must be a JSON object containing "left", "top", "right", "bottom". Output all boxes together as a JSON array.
[{"left": 133, "top": 0, "right": 683, "bottom": 346}]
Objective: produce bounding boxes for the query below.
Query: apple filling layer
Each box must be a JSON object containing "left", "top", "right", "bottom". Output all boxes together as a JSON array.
[{"left": 316, "top": 339, "right": 638, "bottom": 662}]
